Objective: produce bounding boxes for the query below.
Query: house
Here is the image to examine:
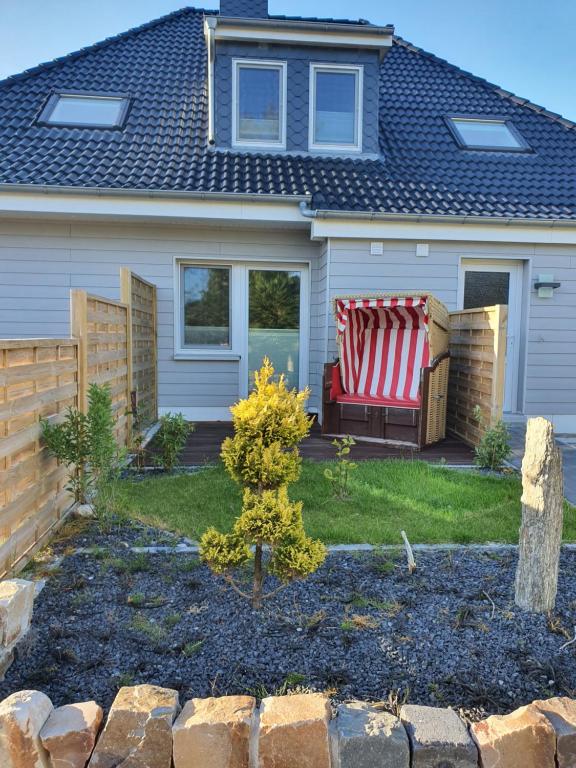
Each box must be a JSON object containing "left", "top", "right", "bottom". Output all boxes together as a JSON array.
[{"left": 0, "top": 1, "right": 575, "bottom": 431}]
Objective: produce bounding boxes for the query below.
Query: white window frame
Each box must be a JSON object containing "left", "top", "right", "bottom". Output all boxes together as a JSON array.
[
  {"left": 309, "top": 63, "right": 363, "bottom": 153},
  {"left": 175, "top": 262, "right": 241, "bottom": 360},
  {"left": 174, "top": 259, "right": 310, "bottom": 399},
  {"left": 232, "top": 59, "right": 287, "bottom": 149}
]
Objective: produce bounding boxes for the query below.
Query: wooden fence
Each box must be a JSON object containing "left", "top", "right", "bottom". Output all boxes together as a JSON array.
[
  {"left": 121, "top": 269, "right": 158, "bottom": 429},
  {"left": 71, "top": 290, "right": 131, "bottom": 447},
  {"left": 0, "top": 339, "right": 79, "bottom": 577},
  {"left": 0, "top": 269, "right": 157, "bottom": 576},
  {"left": 447, "top": 305, "right": 508, "bottom": 447}
]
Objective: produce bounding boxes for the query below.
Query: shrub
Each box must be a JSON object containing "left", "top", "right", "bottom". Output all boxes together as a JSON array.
[
  {"left": 473, "top": 404, "right": 512, "bottom": 470},
  {"left": 42, "top": 408, "right": 92, "bottom": 503},
  {"left": 200, "top": 358, "right": 326, "bottom": 609},
  {"left": 324, "top": 436, "right": 357, "bottom": 499},
  {"left": 154, "top": 413, "right": 193, "bottom": 472},
  {"left": 41, "top": 383, "right": 121, "bottom": 505}
]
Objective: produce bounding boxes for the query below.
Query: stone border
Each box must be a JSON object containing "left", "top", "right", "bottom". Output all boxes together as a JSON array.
[
  {"left": 0, "top": 687, "right": 572, "bottom": 768},
  {"left": 103, "top": 542, "right": 576, "bottom": 555},
  {"left": 0, "top": 580, "right": 35, "bottom": 682}
]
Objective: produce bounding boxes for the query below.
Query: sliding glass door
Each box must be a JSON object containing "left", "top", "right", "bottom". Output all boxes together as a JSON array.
[{"left": 247, "top": 268, "right": 303, "bottom": 391}]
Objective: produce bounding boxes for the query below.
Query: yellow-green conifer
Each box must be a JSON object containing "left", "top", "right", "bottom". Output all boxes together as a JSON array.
[{"left": 200, "top": 358, "right": 326, "bottom": 608}]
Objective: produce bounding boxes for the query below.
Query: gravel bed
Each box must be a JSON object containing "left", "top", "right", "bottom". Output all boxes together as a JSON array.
[{"left": 1, "top": 521, "right": 575, "bottom": 721}]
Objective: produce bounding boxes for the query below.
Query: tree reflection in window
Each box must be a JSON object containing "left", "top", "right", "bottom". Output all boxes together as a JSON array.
[
  {"left": 182, "top": 266, "right": 230, "bottom": 347},
  {"left": 249, "top": 270, "right": 300, "bottom": 329}
]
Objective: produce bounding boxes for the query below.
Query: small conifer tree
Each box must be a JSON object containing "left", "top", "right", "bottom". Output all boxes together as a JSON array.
[{"left": 200, "top": 358, "right": 326, "bottom": 609}]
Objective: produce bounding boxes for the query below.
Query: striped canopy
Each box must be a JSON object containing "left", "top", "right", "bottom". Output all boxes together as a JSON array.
[{"left": 335, "top": 296, "right": 430, "bottom": 405}]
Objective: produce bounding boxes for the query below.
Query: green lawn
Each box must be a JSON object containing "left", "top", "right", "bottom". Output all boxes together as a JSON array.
[{"left": 116, "top": 460, "right": 576, "bottom": 545}]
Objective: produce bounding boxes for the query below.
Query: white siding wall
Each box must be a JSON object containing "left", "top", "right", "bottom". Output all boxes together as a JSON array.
[
  {"left": 0, "top": 220, "right": 323, "bottom": 417},
  {"left": 1, "top": 220, "right": 574, "bottom": 426},
  {"left": 327, "top": 238, "right": 576, "bottom": 427}
]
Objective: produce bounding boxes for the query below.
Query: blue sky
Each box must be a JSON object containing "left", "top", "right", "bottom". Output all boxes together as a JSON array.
[{"left": 1, "top": 0, "right": 575, "bottom": 121}]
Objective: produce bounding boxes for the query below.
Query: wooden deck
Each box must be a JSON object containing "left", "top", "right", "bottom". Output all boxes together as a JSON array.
[{"left": 148, "top": 421, "right": 475, "bottom": 466}]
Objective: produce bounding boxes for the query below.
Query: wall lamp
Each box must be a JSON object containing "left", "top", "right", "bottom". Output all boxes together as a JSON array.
[{"left": 534, "top": 273, "right": 561, "bottom": 299}]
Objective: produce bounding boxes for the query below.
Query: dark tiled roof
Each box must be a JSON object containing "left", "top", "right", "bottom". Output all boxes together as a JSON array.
[{"left": 0, "top": 7, "right": 575, "bottom": 219}]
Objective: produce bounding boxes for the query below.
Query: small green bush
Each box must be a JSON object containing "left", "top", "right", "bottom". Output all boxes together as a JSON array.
[
  {"left": 473, "top": 404, "right": 512, "bottom": 471},
  {"left": 42, "top": 383, "right": 121, "bottom": 504},
  {"left": 41, "top": 409, "right": 92, "bottom": 503},
  {"left": 154, "top": 413, "right": 193, "bottom": 472},
  {"left": 324, "top": 436, "right": 357, "bottom": 499}
]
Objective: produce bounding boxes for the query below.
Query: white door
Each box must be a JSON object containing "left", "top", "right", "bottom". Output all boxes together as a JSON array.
[
  {"left": 458, "top": 260, "right": 523, "bottom": 413},
  {"left": 239, "top": 264, "right": 309, "bottom": 398}
]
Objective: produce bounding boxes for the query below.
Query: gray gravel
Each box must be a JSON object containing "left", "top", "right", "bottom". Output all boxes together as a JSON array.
[{"left": 1, "top": 521, "right": 575, "bottom": 721}]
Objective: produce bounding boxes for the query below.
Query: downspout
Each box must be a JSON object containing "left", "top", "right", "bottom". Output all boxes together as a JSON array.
[
  {"left": 299, "top": 200, "right": 317, "bottom": 218},
  {"left": 205, "top": 16, "right": 217, "bottom": 146}
]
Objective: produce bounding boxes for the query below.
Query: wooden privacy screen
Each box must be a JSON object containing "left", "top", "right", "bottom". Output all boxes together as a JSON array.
[
  {"left": 0, "top": 339, "right": 78, "bottom": 577},
  {"left": 120, "top": 269, "right": 158, "bottom": 429},
  {"left": 0, "top": 270, "right": 157, "bottom": 576},
  {"left": 71, "top": 290, "right": 131, "bottom": 448},
  {"left": 447, "top": 304, "right": 508, "bottom": 447}
]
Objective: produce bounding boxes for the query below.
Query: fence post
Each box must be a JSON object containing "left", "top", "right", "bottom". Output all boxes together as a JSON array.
[
  {"left": 70, "top": 289, "right": 88, "bottom": 413},
  {"left": 120, "top": 268, "right": 134, "bottom": 441},
  {"left": 489, "top": 304, "right": 508, "bottom": 424}
]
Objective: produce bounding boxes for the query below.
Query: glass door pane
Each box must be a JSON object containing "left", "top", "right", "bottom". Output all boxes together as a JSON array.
[
  {"left": 463, "top": 271, "right": 510, "bottom": 309},
  {"left": 248, "top": 269, "right": 301, "bottom": 390}
]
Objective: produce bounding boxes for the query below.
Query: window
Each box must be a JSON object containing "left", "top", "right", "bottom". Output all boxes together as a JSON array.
[
  {"left": 310, "top": 64, "right": 362, "bottom": 151},
  {"left": 180, "top": 265, "right": 231, "bottom": 348},
  {"left": 447, "top": 117, "right": 529, "bottom": 151},
  {"left": 38, "top": 92, "right": 130, "bottom": 128},
  {"left": 233, "top": 60, "right": 287, "bottom": 147}
]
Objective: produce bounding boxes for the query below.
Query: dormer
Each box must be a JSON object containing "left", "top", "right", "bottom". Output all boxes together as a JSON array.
[{"left": 205, "top": 1, "right": 393, "bottom": 157}]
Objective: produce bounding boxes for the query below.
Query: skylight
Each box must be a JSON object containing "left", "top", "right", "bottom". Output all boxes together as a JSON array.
[
  {"left": 447, "top": 117, "right": 529, "bottom": 151},
  {"left": 38, "top": 93, "right": 130, "bottom": 128}
]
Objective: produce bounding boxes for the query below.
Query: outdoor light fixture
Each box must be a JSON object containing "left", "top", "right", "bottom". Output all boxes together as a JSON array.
[{"left": 534, "top": 274, "right": 561, "bottom": 298}]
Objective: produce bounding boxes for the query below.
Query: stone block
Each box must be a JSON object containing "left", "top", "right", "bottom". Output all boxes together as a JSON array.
[
  {"left": 471, "top": 703, "right": 556, "bottom": 768},
  {"left": 172, "top": 695, "right": 255, "bottom": 768},
  {"left": 400, "top": 704, "right": 478, "bottom": 767},
  {"left": 258, "top": 693, "right": 331, "bottom": 768},
  {"left": 40, "top": 701, "right": 103, "bottom": 768},
  {"left": 0, "top": 648, "right": 14, "bottom": 682},
  {"left": 533, "top": 697, "right": 576, "bottom": 768},
  {"left": 0, "top": 579, "right": 35, "bottom": 646},
  {"left": 87, "top": 684, "right": 179, "bottom": 768},
  {"left": 331, "top": 701, "right": 410, "bottom": 768},
  {"left": 0, "top": 689, "right": 53, "bottom": 768}
]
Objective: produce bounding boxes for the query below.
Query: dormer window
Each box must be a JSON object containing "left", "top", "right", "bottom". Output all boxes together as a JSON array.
[
  {"left": 232, "top": 60, "right": 287, "bottom": 148},
  {"left": 38, "top": 92, "right": 130, "bottom": 128},
  {"left": 309, "top": 64, "right": 363, "bottom": 152},
  {"left": 446, "top": 117, "right": 529, "bottom": 151}
]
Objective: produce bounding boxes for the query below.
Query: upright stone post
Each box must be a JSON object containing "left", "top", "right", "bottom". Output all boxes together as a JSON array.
[{"left": 515, "top": 417, "right": 564, "bottom": 612}]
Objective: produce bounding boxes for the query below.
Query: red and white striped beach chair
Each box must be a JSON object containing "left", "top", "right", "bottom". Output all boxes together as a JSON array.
[{"left": 322, "top": 293, "right": 450, "bottom": 448}]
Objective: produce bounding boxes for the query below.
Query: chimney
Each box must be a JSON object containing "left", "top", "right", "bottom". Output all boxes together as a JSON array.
[{"left": 220, "top": 0, "right": 269, "bottom": 19}]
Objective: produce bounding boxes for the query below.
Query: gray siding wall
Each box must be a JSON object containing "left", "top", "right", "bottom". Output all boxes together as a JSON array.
[
  {"left": 215, "top": 42, "right": 380, "bottom": 154},
  {"left": 0, "top": 220, "right": 323, "bottom": 415},
  {"left": 327, "top": 238, "right": 576, "bottom": 420}
]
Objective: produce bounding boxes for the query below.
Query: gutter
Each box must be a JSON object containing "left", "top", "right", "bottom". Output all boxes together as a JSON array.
[
  {"left": 2, "top": 187, "right": 575, "bottom": 230},
  {"left": 299, "top": 201, "right": 576, "bottom": 229},
  {"left": 217, "top": 16, "right": 394, "bottom": 36},
  {"left": 0, "top": 183, "right": 311, "bottom": 206}
]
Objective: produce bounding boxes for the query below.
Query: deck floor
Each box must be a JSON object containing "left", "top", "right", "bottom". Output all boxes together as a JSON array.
[{"left": 149, "top": 421, "right": 475, "bottom": 466}]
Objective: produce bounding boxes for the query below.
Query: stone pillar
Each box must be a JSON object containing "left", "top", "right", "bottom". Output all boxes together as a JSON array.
[{"left": 515, "top": 417, "right": 564, "bottom": 612}]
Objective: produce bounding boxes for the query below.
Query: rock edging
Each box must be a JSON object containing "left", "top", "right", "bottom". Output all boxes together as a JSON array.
[{"left": 0, "top": 687, "right": 574, "bottom": 768}]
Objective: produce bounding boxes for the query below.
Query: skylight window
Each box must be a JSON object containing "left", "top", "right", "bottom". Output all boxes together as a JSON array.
[
  {"left": 447, "top": 117, "right": 529, "bottom": 151},
  {"left": 38, "top": 93, "right": 130, "bottom": 128}
]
